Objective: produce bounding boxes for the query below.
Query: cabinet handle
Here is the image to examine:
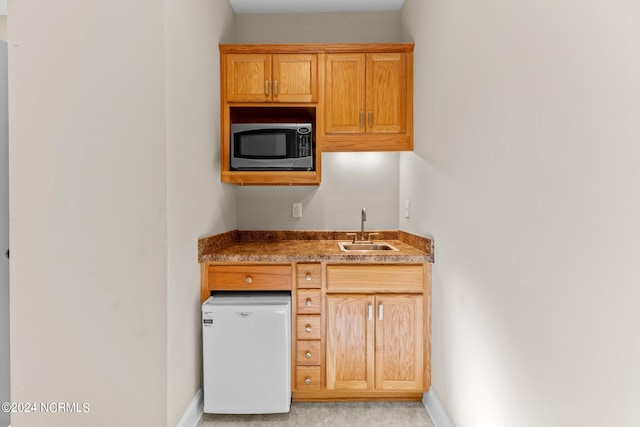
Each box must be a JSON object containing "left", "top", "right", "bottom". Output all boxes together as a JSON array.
[
  {"left": 379, "top": 303, "right": 383, "bottom": 321},
  {"left": 368, "top": 304, "right": 373, "bottom": 321},
  {"left": 245, "top": 276, "right": 252, "bottom": 283},
  {"left": 359, "top": 111, "right": 365, "bottom": 127},
  {"left": 305, "top": 272, "right": 312, "bottom": 281},
  {"left": 368, "top": 111, "right": 373, "bottom": 127},
  {"left": 306, "top": 298, "right": 312, "bottom": 307},
  {"left": 274, "top": 80, "right": 278, "bottom": 97},
  {"left": 305, "top": 325, "right": 312, "bottom": 333},
  {"left": 305, "top": 377, "right": 312, "bottom": 385},
  {"left": 305, "top": 351, "right": 312, "bottom": 359},
  {"left": 265, "top": 80, "right": 269, "bottom": 96}
]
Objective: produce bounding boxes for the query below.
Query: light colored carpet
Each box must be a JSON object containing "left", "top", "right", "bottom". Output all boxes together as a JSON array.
[{"left": 197, "top": 401, "right": 435, "bottom": 426}]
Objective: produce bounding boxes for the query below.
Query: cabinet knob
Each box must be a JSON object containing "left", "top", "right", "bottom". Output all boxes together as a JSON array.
[
  {"left": 245, "top": 276, "right": 252, "bottom": 283},
  {"left": 305, "top": 352, "right": 312, "bottom": 359},
  {"left": 305, "top": 378, "right": 312, "bottom": 385},
  {"left": 305, "top": 298, "right": 312, "bottom": 306},
  {"left": 305, "top": 272, "right": 312, "bottom": 281},
  {"left": 305, "top": 325, "right": 312, "bottom": 333}
]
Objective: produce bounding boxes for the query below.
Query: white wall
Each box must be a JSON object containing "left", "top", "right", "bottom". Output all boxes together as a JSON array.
[
  {"left": 9, "top": 2, "right": 168, "bottom": 426},
  {"left": 165, "top": 0, "right": 235, "bottom": 425},
  {"left": 237, "top": 152, "right": 399, "bottom": 230},
  {"left": 401, "top": 0, "right": 640, "bottom": 426}
]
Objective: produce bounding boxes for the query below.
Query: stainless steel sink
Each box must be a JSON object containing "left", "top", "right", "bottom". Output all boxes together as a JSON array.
[{"left": 338, "top": 242, "right": 399, "bottom": 252}]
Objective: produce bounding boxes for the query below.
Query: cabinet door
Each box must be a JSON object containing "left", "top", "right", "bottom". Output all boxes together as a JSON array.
[
  {"left": 326, "top": 294, "right": 375, "bottom": 390},
  {"left": 324, "top": 54, "right": 366, "bottom": 134},
  {"left": 225, "top": 54, "right": 271, "bottom": 102},
  {"left": 272, "top": 54, "right": 317, "bottom": 103},
  {"left": 375, "top": 295, "right": 424, "bottom": 391},
  {"left": 365, "top": 53, "right": 407, "bottom": 134}
]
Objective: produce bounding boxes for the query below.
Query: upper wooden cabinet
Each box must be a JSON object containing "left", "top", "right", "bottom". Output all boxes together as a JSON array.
[
  {"left": 321, "top": 47, "right": 413, "bottom": 152},
  {"left": 218, "top": 44, "right": 414, "bottom": 185},
  {"left": 324, "top": 53, "right": 407, "bottom": 134},
  {"left": 225, "top": 53, "right": 318, "bottom": 103}
]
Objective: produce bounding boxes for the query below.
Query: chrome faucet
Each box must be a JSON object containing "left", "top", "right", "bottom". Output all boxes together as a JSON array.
[{"left": 347, "top": 207, "right": 378, "bottom": 244}]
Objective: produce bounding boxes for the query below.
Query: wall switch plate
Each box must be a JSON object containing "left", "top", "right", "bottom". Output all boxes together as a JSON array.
[
  {"left": 404, "top": 200, "right": 410, "bottom": 218},
  {"left": 293, "top": 203, "right": 303, "bottom": 218}
]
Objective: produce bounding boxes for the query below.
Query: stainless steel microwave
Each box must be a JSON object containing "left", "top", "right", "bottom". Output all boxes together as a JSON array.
[{"left": 230, "top": 123, "right": 313, "bottom": 171}]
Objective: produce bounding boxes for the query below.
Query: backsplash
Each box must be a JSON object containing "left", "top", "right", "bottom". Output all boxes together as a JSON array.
[{"left": 236, "top": 152, "right": 400, "bottom": 230}]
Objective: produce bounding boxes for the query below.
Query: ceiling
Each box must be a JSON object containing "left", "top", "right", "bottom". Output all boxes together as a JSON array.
[{"left": 228, "top": 0, "right": 404, "bottom": 14}]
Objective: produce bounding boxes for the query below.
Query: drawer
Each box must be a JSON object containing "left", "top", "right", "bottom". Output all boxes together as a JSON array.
[
  {"left": 297, "top": 289, "right": 321, "bottom": 314},
  {"left": 296, "top": 263, "right": 322, "bottom": 289},
  {"left": 296, "top": 366, "right": 321, "bottom": 391},
  {"left": 326, "top": 264, "right": 424, "bottom": 293},
  {"left": 207, "top": 264, "right": 292, "bottom": 291},
  {"left": 296, "top": 340, "right": 321, "bottom": 365},
  {"left": 296, "top": 315, "right": 321, "bottom": 340}
]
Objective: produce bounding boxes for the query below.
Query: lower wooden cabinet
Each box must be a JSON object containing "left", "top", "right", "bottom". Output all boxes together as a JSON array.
[
  {"left": 326, "top": 294, "right": 424, "bottom": 391},
  {"left": 200, "top": 259, "right": 431, "bottom": 400},
  {"left": 293, "top": 262, "right": 430, "bottom": 399}
]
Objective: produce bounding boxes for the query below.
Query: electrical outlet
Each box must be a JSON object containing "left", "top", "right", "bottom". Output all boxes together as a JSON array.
[
  {"left": 404, "top": 200, "right": 411, "bottom": 218},
  {"left": 292, "top": 203, "right": 303, "bottom": 218}
]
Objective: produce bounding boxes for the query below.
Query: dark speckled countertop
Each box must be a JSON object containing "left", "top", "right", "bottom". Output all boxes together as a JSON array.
[{"left": 198, "top": 230, "right": 434, "bottom": 263}]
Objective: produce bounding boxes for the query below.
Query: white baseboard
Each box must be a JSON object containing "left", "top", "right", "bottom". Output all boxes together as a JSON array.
[
  {"left": 423, "top": 390, "right": 454, "bottom": 427},
  {"left": 175, "top": 389, "right": 204, "bottom": 427}
]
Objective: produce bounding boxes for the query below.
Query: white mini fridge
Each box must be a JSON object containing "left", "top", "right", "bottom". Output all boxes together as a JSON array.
[{"left": 202, "top": 292, "right": 291, "bottom": 414}]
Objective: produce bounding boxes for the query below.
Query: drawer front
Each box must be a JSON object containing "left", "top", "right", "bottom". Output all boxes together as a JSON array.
[
  {"left": 296, "top": 366, "right": 321, "bottom": 391},
  {"left": 296, "top": 315, "right": 321, "bottom": 340},
  {"left": 296, "top": 340, "right": 321, "bottom": 365},
  {"left": 296, "top": 263, "right": 322, "bottom": 289},
  {"left": 326, "top": 264, "right": 424, "bottom": 293},
  {"left": 208, "top": 264, "right": 292, "bottom": 291},
  {"left": 297, "top": 289, "right": 322, "bottom": 314}
]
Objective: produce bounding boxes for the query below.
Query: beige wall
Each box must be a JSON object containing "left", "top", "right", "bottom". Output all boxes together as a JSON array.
[
  {"left": 8, "top": 1, "right": 237, "bottom": 426},
  {"left": 165, "top": 0, "right": 235, "bottom": 425},
  {"left": 234, "top": 11, "right": 402, "bottom": 44},
  {"left": 0, "top": 39, "right": 8, "bottom": 427},
  {"left": 401, "top": 0, "right": 640, "bottom": 426},
  {"left": 234, "top": 11, "right": 403, "bottom": 231},
  {"left": 9, "top": 1, "right": 168, "bottom": 425},
  {"left": 0, "top": 17, "right": 6, "bottom": 42}
]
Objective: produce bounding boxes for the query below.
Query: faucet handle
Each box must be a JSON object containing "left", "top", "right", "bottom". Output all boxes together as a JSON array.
[
  {"left": 346, "top": 233, "right": 357, "bottom": 244},
  {"left": 367, "top": 232, "right": 379, "bottom": 243}
]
